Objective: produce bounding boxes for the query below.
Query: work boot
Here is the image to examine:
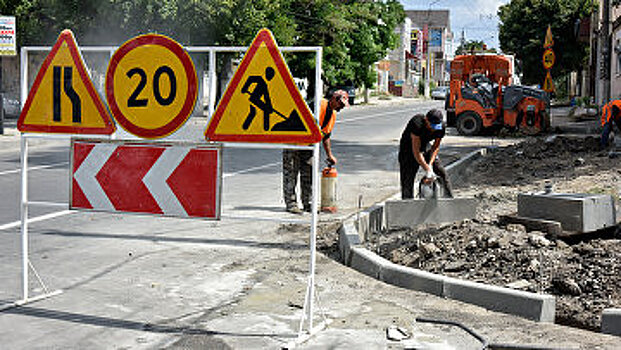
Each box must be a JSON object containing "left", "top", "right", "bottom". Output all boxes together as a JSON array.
[
  {"left": 286, "top": 205, "right": 303, "bottom": 214},
  {"left": 303, "top": 205, "right": 319, "bottom": 213}
]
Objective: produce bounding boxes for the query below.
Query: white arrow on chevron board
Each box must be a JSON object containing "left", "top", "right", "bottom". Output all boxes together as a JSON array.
[
  {"left": 73, "top": 143, "right": 117, "bottom": 211},
  {"left": 142, "top": 146, "right": 191, "bottom": 217}
]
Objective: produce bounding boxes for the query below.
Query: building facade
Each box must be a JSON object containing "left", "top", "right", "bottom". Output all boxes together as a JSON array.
[{"left": 377, "top": 9, "right": 452, "bottom": 97}]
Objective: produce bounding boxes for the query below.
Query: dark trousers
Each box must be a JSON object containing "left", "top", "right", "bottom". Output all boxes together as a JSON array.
[
  {"left": 399, "top": 152, "right": 453, "bottom": 199},
  {"left": 601, "top": 118, "right": 621, "bottom": 148},
  {"left": 282, "top": 149, "right": 313, "bottom": 209}
]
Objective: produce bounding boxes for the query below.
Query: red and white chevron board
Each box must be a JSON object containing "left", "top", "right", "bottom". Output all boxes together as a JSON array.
[{"left": 71, "top": 140, "right": 221, "bottom": 219}]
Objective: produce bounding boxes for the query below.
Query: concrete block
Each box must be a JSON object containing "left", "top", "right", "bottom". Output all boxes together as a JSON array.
[
  {"left": 380, "top": 263, "right": 445, "bottom": 297},
  {"left": 349, "top": 247, "right": 391, "bottom": 279},
  {"left": 443, "top": 277, "right": 555, "bottom": 322},
  {"left": 602, "top": 308, "right": 621, "bottom": 336},
  {"left": 518, "top": 193, "right": 616, "bottom": 233},
  {"left": 385, "top": 198, "right": 477, "bottom": 228},
  {"left": 338, "top": 221, "right": 361, "bottom": 266}
]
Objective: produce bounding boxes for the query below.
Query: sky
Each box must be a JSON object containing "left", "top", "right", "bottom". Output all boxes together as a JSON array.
[{"left": 400, "top": 0, "right": 511, "bottom": 53}]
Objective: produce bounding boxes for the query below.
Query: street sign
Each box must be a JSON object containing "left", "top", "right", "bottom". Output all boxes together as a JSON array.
[
  {"left": 544, "top": 25, "right": 554, "bottom": 48},
  {"left": 17, "top": 30, "right": 116, "bottom": 134},
  {"left": 543, "top": 70, "right": 555, "bottom": 93},
  {"left": 542, "top": 48, "right": 555, "bottom": 70},
  {"left": 106, "top": 34, "right": 197, "bottom": 139},
  {"left": 0, "top": 16, "right": 16, "bottom": 56},
  {"left": 71, "top": 139, "right": 221, "bottom": 219},
  {"left": 204, "top": 28, "right": 322, "bottom": 144}
]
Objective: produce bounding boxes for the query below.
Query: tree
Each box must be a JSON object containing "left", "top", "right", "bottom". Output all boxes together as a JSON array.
[
  {"left": 5, "top": 0, "right": 404, "bottom": 91},
  {"left": 498, "top": 0, "right": 594, "bottom": 85},
  {"left": 455, "top": 40, "right": 496, "bottom": 55}
]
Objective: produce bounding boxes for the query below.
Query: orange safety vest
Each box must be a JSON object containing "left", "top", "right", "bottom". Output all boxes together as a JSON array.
[
  {"left": 601, "top": 100, "right": 621, "bottom": 126},
  {"left": 319, "top": 98, "right": 337, "bottom": 137}
]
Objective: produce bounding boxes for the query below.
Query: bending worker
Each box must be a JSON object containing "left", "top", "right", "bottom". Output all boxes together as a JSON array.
[
  {"left": 601, "top": 99, "right": 621, "bottom": 149},
  {"left": 282, "top": 90, "right": 349, "bottom": 213},
  {"left": 398, "top": 109, "right": 453, "bottom": 199}
]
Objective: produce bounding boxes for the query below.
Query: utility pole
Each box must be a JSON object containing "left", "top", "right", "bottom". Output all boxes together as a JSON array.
[{"left": 601, "top": 0, "right": 611, "bottom": 102}]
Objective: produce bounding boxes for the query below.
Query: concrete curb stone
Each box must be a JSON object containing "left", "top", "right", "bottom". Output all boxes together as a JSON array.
[
  {"left": 338, "top": 147, "right": 558, "bottom": 323},
  {"left": 443, "top": 276, "right": 555, "bottom": 322},
  {"left": 602, "top": 308, "right": 621, "bottom": 336}
]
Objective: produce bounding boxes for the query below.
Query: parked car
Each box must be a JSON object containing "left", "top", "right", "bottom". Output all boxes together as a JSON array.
[
  {"left": 431, "top": 86, "right": 449, "bottom": 100},
  {"left": 328, "top": 85, "right": 356, "bottom": 105}
]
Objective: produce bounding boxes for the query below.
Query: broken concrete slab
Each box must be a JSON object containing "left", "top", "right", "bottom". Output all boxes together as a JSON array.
[
  {"left": 385, "top": 198, "right": 477, "bottom": 228},
  {"left": 518, "top": 193, "right": 616, "bottom": 233},
  {"left": 498, "top": 215, "right": 563, "bottom": 236}
]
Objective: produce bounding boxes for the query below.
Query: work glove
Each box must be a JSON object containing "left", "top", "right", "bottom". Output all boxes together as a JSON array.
[{"left": 424, "top": 170, "right": 436, "bottom": 179}]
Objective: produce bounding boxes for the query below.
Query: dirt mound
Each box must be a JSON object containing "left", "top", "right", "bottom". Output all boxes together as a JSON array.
[{"left": 367, "top": 136, "right": 621, "bottom": 331}]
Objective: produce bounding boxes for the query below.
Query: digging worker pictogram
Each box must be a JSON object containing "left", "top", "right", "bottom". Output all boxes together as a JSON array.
[
  {"left": 241, "top": 67, "right": 275, "bottom": 131},
  {"left": 240, "top": 66, "right": 307, "bottom": 132},
  {"left": 600, "top": 99, "right": 621, "bottom": 149}
]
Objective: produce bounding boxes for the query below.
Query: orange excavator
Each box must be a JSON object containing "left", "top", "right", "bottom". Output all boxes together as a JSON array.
[{"left": 445, "top": 54, "right": 550, "bottom": 136}]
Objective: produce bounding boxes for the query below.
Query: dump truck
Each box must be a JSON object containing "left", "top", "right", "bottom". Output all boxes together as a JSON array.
[{"left": 445, "top": 54, "right": 550, "bottom": 136}]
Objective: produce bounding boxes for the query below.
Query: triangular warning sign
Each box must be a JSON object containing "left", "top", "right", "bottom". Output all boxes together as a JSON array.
[
  {"left": 543, "top": 25, "right": 554, "bottom": 48},
  {"left": 18, "top": 29, "right": 115, "bottom": 134},
  {"left": 205, "top": 28, "right": 321, "bottom": 143},
  {"left": 543, "top": 70, "right": 555, "bottom": 93}
]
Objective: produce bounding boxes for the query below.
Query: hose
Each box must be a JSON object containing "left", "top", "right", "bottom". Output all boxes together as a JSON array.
[{"left": 415, "top": 317, "right": 578, "bottom": 350}]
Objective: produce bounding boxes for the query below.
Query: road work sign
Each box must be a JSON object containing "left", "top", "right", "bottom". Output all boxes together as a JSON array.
[
  {"left": 543, "top": 70, "right": 555, "bottom": 93},
  {"left": 544, "top": 25, "right": 554, "bottom": 48},
  {"left": 71, "top": 139, "right": 221, "bottom": 219},
  {"left": 106, "top": 34, "right": 198, "bottom": 139},
  {"left": 17, "top": 30, "right": 116, "bottom": 134},
  {"left": 205, "top": 28, "right": 322, "bottom": 144}
]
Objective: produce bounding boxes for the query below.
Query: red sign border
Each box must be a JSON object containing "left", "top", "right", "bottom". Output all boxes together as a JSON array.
[
  {"left": 106, "top": 34, "right": 198, "bottom": 139},
  {"left": 17, "top": 29, "right": 116, "bottom": 134},
  {"left": 204, "top": 28, "right": 322, "bottom": 144}
]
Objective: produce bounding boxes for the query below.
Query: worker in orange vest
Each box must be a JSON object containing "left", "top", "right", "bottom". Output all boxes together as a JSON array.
[
  {"left": 601, "top": 99, "right": 621, "bottom": 148},
  {"left": 282, "top": 90, "right": 349, "bottom": 214}
]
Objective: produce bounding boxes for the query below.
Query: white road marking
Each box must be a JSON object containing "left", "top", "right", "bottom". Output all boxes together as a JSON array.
[
  {"left": 0, "top": 210, "right": 73, "bottom": 231},
  {"left": 0, "top": 162, "right": 68, "bottom": 176},
  {"left": 223, "top": 162, "right": 279, "bottom": 178}
]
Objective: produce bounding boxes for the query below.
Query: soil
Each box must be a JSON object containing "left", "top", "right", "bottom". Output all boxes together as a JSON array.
[{"left": 365, "top": 135, "right": 621, "bottom": 331}]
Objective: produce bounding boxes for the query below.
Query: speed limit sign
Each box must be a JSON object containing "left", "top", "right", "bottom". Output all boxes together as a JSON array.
[
  {"left": 542, "top": 48, "right": 555, "bottom": 70},
  {"left": 106, "top": 34, "right": 197, "bottom": 139}
]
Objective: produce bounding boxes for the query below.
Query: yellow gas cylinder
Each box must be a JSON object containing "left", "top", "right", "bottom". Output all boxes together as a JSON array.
[{"left": 321, "top": 166, "right": 338, "bottom": 213}]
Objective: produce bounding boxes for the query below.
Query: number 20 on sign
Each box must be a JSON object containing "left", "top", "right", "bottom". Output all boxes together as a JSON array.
[{"left": 106, "top": 34, "right": 198, "bottom": 139}]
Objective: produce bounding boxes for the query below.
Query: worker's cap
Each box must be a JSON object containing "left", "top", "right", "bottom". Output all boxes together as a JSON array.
[
  {"left": 333, "top": 90, "right": 350, "bottom": 107},
  {"left": 426, "top": 109, "right": 445, "bottom": 131}
]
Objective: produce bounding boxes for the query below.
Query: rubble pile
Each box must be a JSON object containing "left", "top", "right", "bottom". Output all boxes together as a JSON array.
[{"left": 368, "top": 136, "right": 621, "bottom": 331}]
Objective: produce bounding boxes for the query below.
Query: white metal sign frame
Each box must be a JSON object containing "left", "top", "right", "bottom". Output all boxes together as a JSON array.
[{"left": 11, "top": 43, "right": 325, "bottom": 344}]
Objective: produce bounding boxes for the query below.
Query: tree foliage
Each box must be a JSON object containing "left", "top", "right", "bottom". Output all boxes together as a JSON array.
[
  {"left": 455, "top": 40, "right": 496, "bottom": 55},
  {"left": 498, "top": 0, "right": 594, "bottom": 85},
  {"left": 1, "top": 0, "right": 404, "bottom": 90}
]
